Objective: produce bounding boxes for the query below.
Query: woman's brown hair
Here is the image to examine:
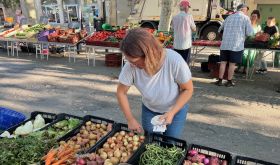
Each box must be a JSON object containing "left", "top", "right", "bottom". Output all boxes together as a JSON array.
[{"left": 120, "top": 28, "right": 164, "bottom": 75}]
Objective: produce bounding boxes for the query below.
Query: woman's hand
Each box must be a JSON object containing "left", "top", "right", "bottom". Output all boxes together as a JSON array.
[
  {"left": 160, "top": 111, "right": 175, "bottom": 125},
  {"left": 127, "top": 118, "right": 143, "bottom": 133}
]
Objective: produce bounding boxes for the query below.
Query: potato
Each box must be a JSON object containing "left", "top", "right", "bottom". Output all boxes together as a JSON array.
[
  {"left": 89, "top": 134, "right": 97, "bottom": 140},
  {"left": 86, "top": 121, "right": 92, "bottom": 126},
  {"left": 91, "top": 125, "right": 96, "bottom": 130},
  {"left": 59, "top": 141, "right": 66, "bottom": 145},
  {"left": 100, "top": 123, "right": 107, "bottom": 129},
  {"left": 96, "top": 124, "right": 101, "bottom": 128},
  {"left": 86, "top": 125, "right": 91, "bottom": 131},
  {"left": 75, "top": 144, "right": 81, "bottom": 149},
  {"left": 81, "top": 126, "right": 86, "bottom": 130},
  {"left": 90, "top": 140, "right": 96, "bottom": 146},
  {"left": 83, "top": 130, "right": 89, "bottom": 135}
]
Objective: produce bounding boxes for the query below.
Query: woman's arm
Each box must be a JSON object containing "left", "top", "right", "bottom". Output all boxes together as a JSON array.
[
  {"left": 160, "top": 80, "right": 194, "bottom": 124},
  {"left": 116, "top": 83, "right": 143, "bottom": 132}
]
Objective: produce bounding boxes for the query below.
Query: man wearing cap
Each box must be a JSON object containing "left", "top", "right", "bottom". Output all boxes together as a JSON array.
[
  {"left": 172, "top": 0, "right": 196, "bottom": 64},
  {"left": 216, "top": 4, "right": 253, "bottom": 87}
]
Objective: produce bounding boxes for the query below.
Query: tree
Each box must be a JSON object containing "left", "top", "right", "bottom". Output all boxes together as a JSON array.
[{"left": 158, "top": 0, "right": 174, "bottom": 32}]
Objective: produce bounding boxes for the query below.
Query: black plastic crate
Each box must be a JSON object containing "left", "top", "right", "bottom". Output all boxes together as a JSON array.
[
  {"left": 42, "top": 113, "right": 84, "bottom": 141},
  {"left": 185, "top": 144, "right": 232, "bottom": 165},
  {"left": 57, "top": 115, "right": 116, "bottom": 152},
  {"left": 5, "top": 111, "right": 58, "bottom": 134},
  {"left": 131, "top": 133, "right": 187, "bottom": 165},
  {"left": 235, "top": 156, "right": 278, "bottom": 165},
  {"left": 88, "top": 123, "right": 147, "bottom": 164}
]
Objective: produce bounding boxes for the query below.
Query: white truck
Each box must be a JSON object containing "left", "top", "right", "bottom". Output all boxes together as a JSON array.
[{"left": 127, "top": 0, "right": 236, "bottom": 41}]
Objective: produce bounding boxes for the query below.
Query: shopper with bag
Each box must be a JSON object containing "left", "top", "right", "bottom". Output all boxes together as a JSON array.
[{"left": 116, "top": 28, "right": 193, "bottom": 138}]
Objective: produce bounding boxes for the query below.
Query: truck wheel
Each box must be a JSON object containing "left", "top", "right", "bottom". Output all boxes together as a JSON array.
[{"left": 202, "top": 26, "right": 220, "bottom": 41}]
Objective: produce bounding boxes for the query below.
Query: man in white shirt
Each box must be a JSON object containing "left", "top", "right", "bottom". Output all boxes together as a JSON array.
[
  {"left": 172, "top": 0, "right": 196, "bottom": 64},
  {"left": 216, "top": 4, "right": 253, "bottom": 87}
]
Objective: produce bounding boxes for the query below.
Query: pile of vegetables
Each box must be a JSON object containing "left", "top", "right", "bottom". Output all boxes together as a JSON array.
[
  {"left": 86, "top": 31, "right": 113, "bottom": 42},
  {"left": 0, "top": 131, "right": 56, "bottom": 165},
  {"left": 139, "top": 144, "right": 185, "bottom": 165},
  {"left": 59, "top": 121, "right": 113, "bottom": 152},
  {"left": 184, "top": 150, "right": 228, "bottom": 165},
  {"left": 0, "top": 114, "right": 47, "bottom": 138},
  {"left": 92, "top": 131, "right": 145, "bottom": 165},
  {"left": 42, "top": 144, "right": 78, "bottom": 165},
  {"left": 44, "top": 118, "right": 81, "bottom": 139}
]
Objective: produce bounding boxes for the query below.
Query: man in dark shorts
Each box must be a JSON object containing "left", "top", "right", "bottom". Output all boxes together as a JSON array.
[{"left": 216, "top": 4, "right": 253, "bottom": 87}]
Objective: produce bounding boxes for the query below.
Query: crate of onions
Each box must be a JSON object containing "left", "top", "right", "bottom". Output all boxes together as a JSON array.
[
  {"left": 184, "top": 144, "right": 232, "bottom": 165},
  {"left": 75, "top": 123, "right": 146, "bottom": 165}
]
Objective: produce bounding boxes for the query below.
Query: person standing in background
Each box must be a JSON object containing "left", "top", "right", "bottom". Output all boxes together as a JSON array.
[
  {"left": 238, "top": 10, "right": 262, "bottom": 73},
  {"left": 172, "top": 0, "right": 196, "bottom": 64},
  {"left": 256, "top": 17, "right": 279, "bottom": 74},
  {"left": 216, "top": 4, "right": 253, "bottom": 87},
  {"left": 15, "top": 9, "right": 25, "bottom": 25}
]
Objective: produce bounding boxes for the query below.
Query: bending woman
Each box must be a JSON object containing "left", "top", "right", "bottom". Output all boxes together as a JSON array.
[{"left": 116, "top": 28, "right": 193, "bottom": 138}]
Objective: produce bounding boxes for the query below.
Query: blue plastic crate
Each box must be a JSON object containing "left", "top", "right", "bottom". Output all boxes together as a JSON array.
[{"left": 0, "top": 107, "right": 26, "bottom": 130}]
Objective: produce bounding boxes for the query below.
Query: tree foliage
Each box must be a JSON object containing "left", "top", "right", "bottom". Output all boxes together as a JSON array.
[{"left": 0, "top": 0, "right": 20, "bottom": 9}]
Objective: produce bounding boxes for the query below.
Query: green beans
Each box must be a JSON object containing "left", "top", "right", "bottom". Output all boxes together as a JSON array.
[{"left": 139, "top": 143, "right": 185, "bottom": 165}]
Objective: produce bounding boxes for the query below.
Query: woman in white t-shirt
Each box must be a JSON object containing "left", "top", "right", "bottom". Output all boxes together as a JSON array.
[{"left": 117, "top": 28, "right": 193, "bottom": 138}]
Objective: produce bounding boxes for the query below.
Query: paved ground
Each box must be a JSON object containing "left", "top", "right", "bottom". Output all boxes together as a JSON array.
[{"left": 0, "top": 48, "right": 279, "bottom": 164}]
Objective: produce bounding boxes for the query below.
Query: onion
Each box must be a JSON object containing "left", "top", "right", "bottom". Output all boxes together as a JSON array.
[
  {"left": 76, "top": 158, "right": 86, "bottom": 165},
  {"left": 128, "top": 132, "right": 134, "bottom": 137},
  {"left": 123, "top": 141, "right": 128, "bottom": 146},
  {"left": 139, "top": 135, "right": 145, "bottom": 140},
  {"left": 120, "top": 131, "right": 126, "bottom": 136},
  {"left": 133, "top": 135, "right": 139, "bottom": 142},
  {"left": 127, "top": 143, "right": 133, "bottom": 149},
  {"left": 127, "top": 137, "right": 133, "bottom": 142},
  {"left": 203, "top": 158, "right": 210, "bottom": 165},
  {"left": 121, "top": 152, "right": 128, "bottom": 157},
  {"left": 132, "top": 145, "right": 138, "bottom": 151},
  {"left": 188, "top": 150, "right": 198, "bottom": 157},
  {"left": 133, "top": 141, "right": 139, "bottom": 146},
  {"left": 116, "top": 135, "right": 123, "bottom": 141}
]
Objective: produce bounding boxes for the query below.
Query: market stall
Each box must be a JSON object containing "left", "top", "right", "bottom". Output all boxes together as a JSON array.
[
  {"left": 0, "top": 23, "right": 90, "bottom": 61},
  {"left": 0, "top": 110, "right": 278, "bottom": 165}
]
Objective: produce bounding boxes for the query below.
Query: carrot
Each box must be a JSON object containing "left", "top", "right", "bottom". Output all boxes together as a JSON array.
[
  {"left": 57, "top": 148, "right": 74, "bottom": 159},
  {"left": 52, "top": 154, "right": 74, "bottom": 165},
  {"left": 45, "top": 148, "right": 57, "bottom": 165}
]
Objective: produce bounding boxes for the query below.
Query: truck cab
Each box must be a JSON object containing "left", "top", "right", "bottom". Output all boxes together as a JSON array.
[{"left": 127, "top": 0, "right": 233, "bottom": 41}]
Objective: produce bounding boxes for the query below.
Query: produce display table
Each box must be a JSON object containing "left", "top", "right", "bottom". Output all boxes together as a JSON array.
[
  {"left": 191, "top": 40, "right": 280, "bottom": 80},
  {"left": 0, "top": 36, "right": 87, "bottom": 62}
]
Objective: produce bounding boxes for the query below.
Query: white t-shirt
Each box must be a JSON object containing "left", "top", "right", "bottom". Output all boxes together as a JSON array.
[
  {"left": 172, "top": 12, "right": 196, "bottom": 50},
  {"left": 118, "top": 49, "right": 192, "bottom": 113}
]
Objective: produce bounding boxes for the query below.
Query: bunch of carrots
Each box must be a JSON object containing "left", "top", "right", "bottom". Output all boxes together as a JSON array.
[{"left": 42, "top": 144, "right": 78, "bottom": 165}]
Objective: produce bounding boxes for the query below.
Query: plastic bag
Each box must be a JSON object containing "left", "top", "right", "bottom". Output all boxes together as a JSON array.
[
  {"left": 33, "top": 114, "right": 45, "bottom": 130},
  {"left": 14, "top": 121, "right": 33, "bottom": 135}
]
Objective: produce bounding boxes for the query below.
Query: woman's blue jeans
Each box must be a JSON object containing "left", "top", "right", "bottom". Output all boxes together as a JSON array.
[{"left": 141, "top": 103, "right": 189, "bottom": 139}]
